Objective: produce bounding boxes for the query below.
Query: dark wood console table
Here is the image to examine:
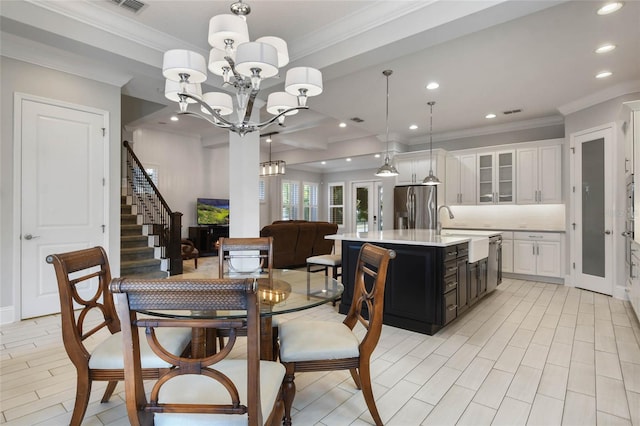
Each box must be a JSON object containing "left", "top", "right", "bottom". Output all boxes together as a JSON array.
[{"left": 188, "top": 225, "right": 229, "bottom": 256}]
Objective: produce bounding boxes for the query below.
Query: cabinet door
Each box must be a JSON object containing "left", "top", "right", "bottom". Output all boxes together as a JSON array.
[
  {"left": 502, "top": 239, "right": 514, "bottom": 273},
  {"left": 477, "top": 153, "right": 494, "bottom": 204},
  {"left": 536, "top": 241, "right": 562, "bottom": 277},
  {"left": 496, "top": 151, "right": 514, "bottom": 203},
  {"left": 538, "top": 145, "right": 562, "bottom": 203},
  {"left": 395, "top": 157, "right": 415, "bottom": 185},
  {"left": 513, "top": 240, "right": 536, "bottom": 274},
  {"left": 457, "top": 258, "right": 469, "bottom": 313},
  {"left": 459, "top": 154, "right": 477, "bottom": 205},
  {"left": 516, "top": 147, "right": 538, "bottom": 204},
  {"left": 631, "top": 252, "right": 640, "bottom": 318},
  {"left": 445, "top": 155, "right": 460, "bottom": 205}
]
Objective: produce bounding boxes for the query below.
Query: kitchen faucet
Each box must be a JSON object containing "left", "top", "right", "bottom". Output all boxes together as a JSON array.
[{"left": 436, "top": 205, "right": 454, "bottom": 235}]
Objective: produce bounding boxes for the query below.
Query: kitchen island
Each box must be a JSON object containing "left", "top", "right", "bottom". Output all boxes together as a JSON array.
[{"left": 328, "top": 229, "right": 502, "bottom": 335}]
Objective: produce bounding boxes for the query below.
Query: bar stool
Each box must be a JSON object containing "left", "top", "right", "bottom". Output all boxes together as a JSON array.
[{"left": 306, "top": 254, "right": 342, "bottom": 306}]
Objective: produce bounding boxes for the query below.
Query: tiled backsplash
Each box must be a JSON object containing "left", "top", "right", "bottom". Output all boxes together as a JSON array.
[{"left": 440, "top": 204, "right": 566, "bottom": 231}]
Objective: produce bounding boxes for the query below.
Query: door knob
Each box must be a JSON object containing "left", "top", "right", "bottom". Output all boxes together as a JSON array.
[
  {"left": 23, "top": 234, "right": 40, "bottom": 240},
  {"left": 604, "top": 230, "right": 612, "bottom": 235}
]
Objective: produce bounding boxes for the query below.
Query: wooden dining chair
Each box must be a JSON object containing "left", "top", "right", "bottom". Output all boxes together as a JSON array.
[
  {"left": 46, "top": 246, "right": 192, "bottom": 426},
  {"left": 110, "top": 277, "right": 285, "bottom": 425},
  {"left": 217, "top": 237, "right": 278, "bottom": 357},
  {"left": 278, "top": 243, "right": 396, "bottom": 426}
]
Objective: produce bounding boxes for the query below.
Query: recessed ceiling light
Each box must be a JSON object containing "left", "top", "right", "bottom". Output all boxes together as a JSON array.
[
  {"left": 374, "top": 153, "right": 381, "bottom": 158},
  {"left": 409, "top": 124, "right": 418, "bottom": 130},
  {"left": 426, "top": 82, "right": 439, "bottom": 90},
  {"left": 170, "top": 116, "right": 179, "bottom": 121},
  {"left": 597, "top": 1, "right": 624, "bottom": 15},
  {"left": 321, "top": 161, "right": 326, "bottom": 165},
  {"left": 485, "top": 113, "right": 497, "bottom": 119},
  {"left": 596, "top": 71, "right": 613, "bottom": 79},
  {"left": 346, "top": 158, "right": 352, "bottom": 162},
  {"left": 339, "top": 122, "right": 347, "bottom": 128},
  {"left": 595, "top": 43, "right": 616, "bottom": 54}
]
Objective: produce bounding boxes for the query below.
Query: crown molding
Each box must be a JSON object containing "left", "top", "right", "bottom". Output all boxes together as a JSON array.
[
  {"left": 557, "top": 80, "right": 640, "bottom": 116},
  {"left": 0, "top": 32, "right": 132, "bottom": 87},
  {"left": 408, "top": 115, "right": 565, "bottom": 144}
]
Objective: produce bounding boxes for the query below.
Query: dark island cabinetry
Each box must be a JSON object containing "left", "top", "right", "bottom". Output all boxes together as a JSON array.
[{"left": 339, "top": 240, "right": 471, "bottom": 335}]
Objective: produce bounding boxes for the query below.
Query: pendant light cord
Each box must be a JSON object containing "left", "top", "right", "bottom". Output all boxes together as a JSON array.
[{"left": 428, "top": 101, "right": 435, "bottom": 174}]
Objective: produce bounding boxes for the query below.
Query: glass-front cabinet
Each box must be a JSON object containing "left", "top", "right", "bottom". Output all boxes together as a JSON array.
[{"left": 477, "top": 150, "right": 514, "bottom": 204}]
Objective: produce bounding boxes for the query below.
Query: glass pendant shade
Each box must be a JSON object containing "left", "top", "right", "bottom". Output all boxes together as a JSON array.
[
  {"left": 234, "top": 42, "right": 279, "bottom": 79},
  {"left": 207, "top": 14, "right": 249, "bottom": 50},
  {"left": 266, "top": 92, "right": 299, "bottom": 116},
  {"left": 285, "top": 67, "right": 323, "bottom": 97},
  {"left": 164, "top": 80, "right": 202, "bottom": 102},
  {"left": 162, "top": 49, "right": 207, "bottom": 83},
  {"left": 201, "top": 92, "right": 233, "bottom": 115},
  {"left": 256, "top": 36, "right": 289, "bottom": 67}
]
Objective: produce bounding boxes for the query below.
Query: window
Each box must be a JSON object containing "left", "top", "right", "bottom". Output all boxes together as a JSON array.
[
  {"left": 281, "top": 180, "right": 300, "bottom": 220},
  {"left": 328, "top": 183, "right": 344, "bottom": 226},
  {"left": 303, "top": 182, "right": 319, "bottom": 221}
]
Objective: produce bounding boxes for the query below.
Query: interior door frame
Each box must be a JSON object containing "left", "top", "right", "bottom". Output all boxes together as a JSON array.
[
  {"left": 12, "top": 92, "right": 110, "bottom": 320},
  {"left": 569, "top": 122, "right": 616, "bottom": 295},
  {"left": 350, "top": 180, "right": 382, "bottom": 233}
]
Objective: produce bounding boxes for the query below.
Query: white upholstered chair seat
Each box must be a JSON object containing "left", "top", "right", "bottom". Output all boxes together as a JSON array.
[
  {"left": 155, "top": 360, "right": 285, "bottom": 426},
  {"left": 279, "top": 320, "right": 360, "bottom": 362},
  {"left": 306, "top": 254, "right": 341, "bottom": 267},
  {"left": 89, "top": 328, "right": 191, "bottom": 369}
]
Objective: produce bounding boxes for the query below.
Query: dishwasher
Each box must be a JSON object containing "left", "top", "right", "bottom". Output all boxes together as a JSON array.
[{"left": 487, "top": 235, "right": 502, "bottom": 292}]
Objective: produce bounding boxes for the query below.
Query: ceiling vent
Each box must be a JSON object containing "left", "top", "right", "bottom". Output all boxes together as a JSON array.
[
  {"left": 503, "top": 109, "right": 522, "bottom": 115},
  {"left": 350, "top": 117, "right": 364, "bottom": 123},
  {"left": 108, "top": 0, "right": 147, "bottom": 14}
]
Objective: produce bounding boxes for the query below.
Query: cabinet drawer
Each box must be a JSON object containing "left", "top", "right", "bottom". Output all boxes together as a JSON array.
[
  {"left": 444, "top": 274, "right": 457, "bottom": 293},
  {"left": 513, "top": 231, "right": 562, "bottom": 242},
  {"left": 444, "top": 290, "right": 458, "bottom": 324},
  {"left": 444, "top": 259, "right": 458, "bottom": 277},
  {"left": 444, "top": 246, "right": 458, "bottom": 262},
  {"left": 456, "top": 243, "right": 469, "bottom": 259}
]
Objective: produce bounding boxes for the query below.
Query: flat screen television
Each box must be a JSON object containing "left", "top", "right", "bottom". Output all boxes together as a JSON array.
[{"left": 196, "top": 198, "right": 230, "bottom": 226}]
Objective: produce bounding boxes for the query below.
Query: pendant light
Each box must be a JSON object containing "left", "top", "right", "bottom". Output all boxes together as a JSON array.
[
  {"left": 422, "top": 101, "right": 441, "bottom": 185},
  {"left": 375, "top": 70, "right": 399, "bottom": 177}
]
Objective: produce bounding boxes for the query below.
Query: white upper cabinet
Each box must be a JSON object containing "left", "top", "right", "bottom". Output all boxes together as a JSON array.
[
  {"left": 396, "top": 152, "right": 429, "bottom": 185},
  {"left": 477, "top": 150, "right": 515, "bottom": 204},
  {"left": 445, "top": 153, "right": 476, "bottom": 205},
  {"left": 516, "top": 144, "right": 562, "bottom": 204}
]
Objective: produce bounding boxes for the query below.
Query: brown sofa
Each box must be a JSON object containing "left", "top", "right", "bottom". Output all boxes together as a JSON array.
[{"left": 260, "top": 220, "right": 338, "bottom": 268}]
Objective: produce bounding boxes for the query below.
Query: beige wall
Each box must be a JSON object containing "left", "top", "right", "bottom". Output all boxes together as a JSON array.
[{"left": 0, "top": 58, "right": 121, "bottom": 321}]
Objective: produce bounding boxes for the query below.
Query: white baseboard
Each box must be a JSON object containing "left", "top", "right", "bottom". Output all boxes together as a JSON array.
[{"left": 0, "top": 305, "right": 17, "bottom": 325}]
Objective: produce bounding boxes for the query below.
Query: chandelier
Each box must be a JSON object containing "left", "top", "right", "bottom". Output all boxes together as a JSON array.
[
  {"left": 161, "top": 0, "right": 323, "bottom": 136},
  {"left": 260, "top": 132, "right": 285, "bottom": 176},
  {"left": 375, "top": 70, "right": 399, "bottom": 177}
]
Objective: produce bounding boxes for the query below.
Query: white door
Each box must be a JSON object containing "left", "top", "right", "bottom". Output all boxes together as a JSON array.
[
  {"left": 571, "top": 126, "right": 614, "bottom": 295},
  {"left": 20, "top": 97, "right": 107, "bottom": 318},
  {"left": 352, "top": 182, "right": 382, "bottom": 232}
]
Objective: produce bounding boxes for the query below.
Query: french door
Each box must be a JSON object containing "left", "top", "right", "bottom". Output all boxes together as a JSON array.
[{"left": 352, "top": 181, "right": 383, "bottom": 233}]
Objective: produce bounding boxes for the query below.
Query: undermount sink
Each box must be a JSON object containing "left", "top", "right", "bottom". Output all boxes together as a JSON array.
[{"left": 440, "top": 231, "right": 489, "bottom": 262}]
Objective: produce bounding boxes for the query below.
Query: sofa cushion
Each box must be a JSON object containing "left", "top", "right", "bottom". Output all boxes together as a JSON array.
[
  {"left": 260, "top": 221, "right": 338, "bottom": 269},
  {"left": 260, "top": 223, "right": 299, "bottom": 268},
  {"left": 312, "top": 222, "right": 338, "bottom": 255},
  {"left": 295, "top": 223, "right": 317, "bottom": 266}
]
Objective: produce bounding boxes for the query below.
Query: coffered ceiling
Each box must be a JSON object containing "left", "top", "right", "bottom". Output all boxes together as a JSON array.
[{"left": 1, "top": 0, "right": 639, "bottom": 172}]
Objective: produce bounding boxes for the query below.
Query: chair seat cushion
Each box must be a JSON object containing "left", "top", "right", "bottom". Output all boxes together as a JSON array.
[
  {"left": 279, "top": 320, "right": 359, "bottom": 362},
  {"left": 306, "top": 254, "right": 341, "bottom": 267},
  {"left": 89, "top": 328, "right": 191, "bottom": 369},
  {"left": 154, "top": 360, "right": 285, "bottom": 426}
]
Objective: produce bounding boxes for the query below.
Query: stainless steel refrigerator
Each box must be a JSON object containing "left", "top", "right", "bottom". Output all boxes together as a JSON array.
[{"left": 394, "top": 185, "right": 437, "bottom": 230}]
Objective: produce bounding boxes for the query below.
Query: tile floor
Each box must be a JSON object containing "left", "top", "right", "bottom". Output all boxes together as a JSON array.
[{"left": 1, "top": 257, "right": 640, "bottom": 425}]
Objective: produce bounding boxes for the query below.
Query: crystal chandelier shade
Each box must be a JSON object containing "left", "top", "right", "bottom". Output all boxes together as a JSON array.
[{"left": 162, "top": 0, "right": 323, "bottom": 136}]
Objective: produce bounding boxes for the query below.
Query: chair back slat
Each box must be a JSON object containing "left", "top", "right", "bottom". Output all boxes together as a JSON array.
[
  {"left": 344, "top": 243, "right": 396, "bottom": 355},
  {"left": 218, "top": 237, "right": 274, "bottom": 285}
]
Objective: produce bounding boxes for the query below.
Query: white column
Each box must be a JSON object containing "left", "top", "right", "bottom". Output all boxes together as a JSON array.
[{"left": 228, "top": 130, "right": 260, "bottom": 238}]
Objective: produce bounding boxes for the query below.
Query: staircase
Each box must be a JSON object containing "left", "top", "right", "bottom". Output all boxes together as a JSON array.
[{"left": 120, "top": 196, "right": 168, "bottom": 279}]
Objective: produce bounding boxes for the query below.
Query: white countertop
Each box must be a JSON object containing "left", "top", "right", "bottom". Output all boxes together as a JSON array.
[{"left": 326, "top": 229, "right": 501, "bottom": 247}]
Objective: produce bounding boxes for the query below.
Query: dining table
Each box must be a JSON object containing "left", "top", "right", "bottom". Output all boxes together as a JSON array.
[{"left": 138, "top": 268, "right": 344, "bottom": 360}]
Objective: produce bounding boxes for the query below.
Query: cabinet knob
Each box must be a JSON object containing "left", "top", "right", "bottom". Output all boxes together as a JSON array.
[{"left": 604, "top": 230, "right": 612, "bottom": 235}]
